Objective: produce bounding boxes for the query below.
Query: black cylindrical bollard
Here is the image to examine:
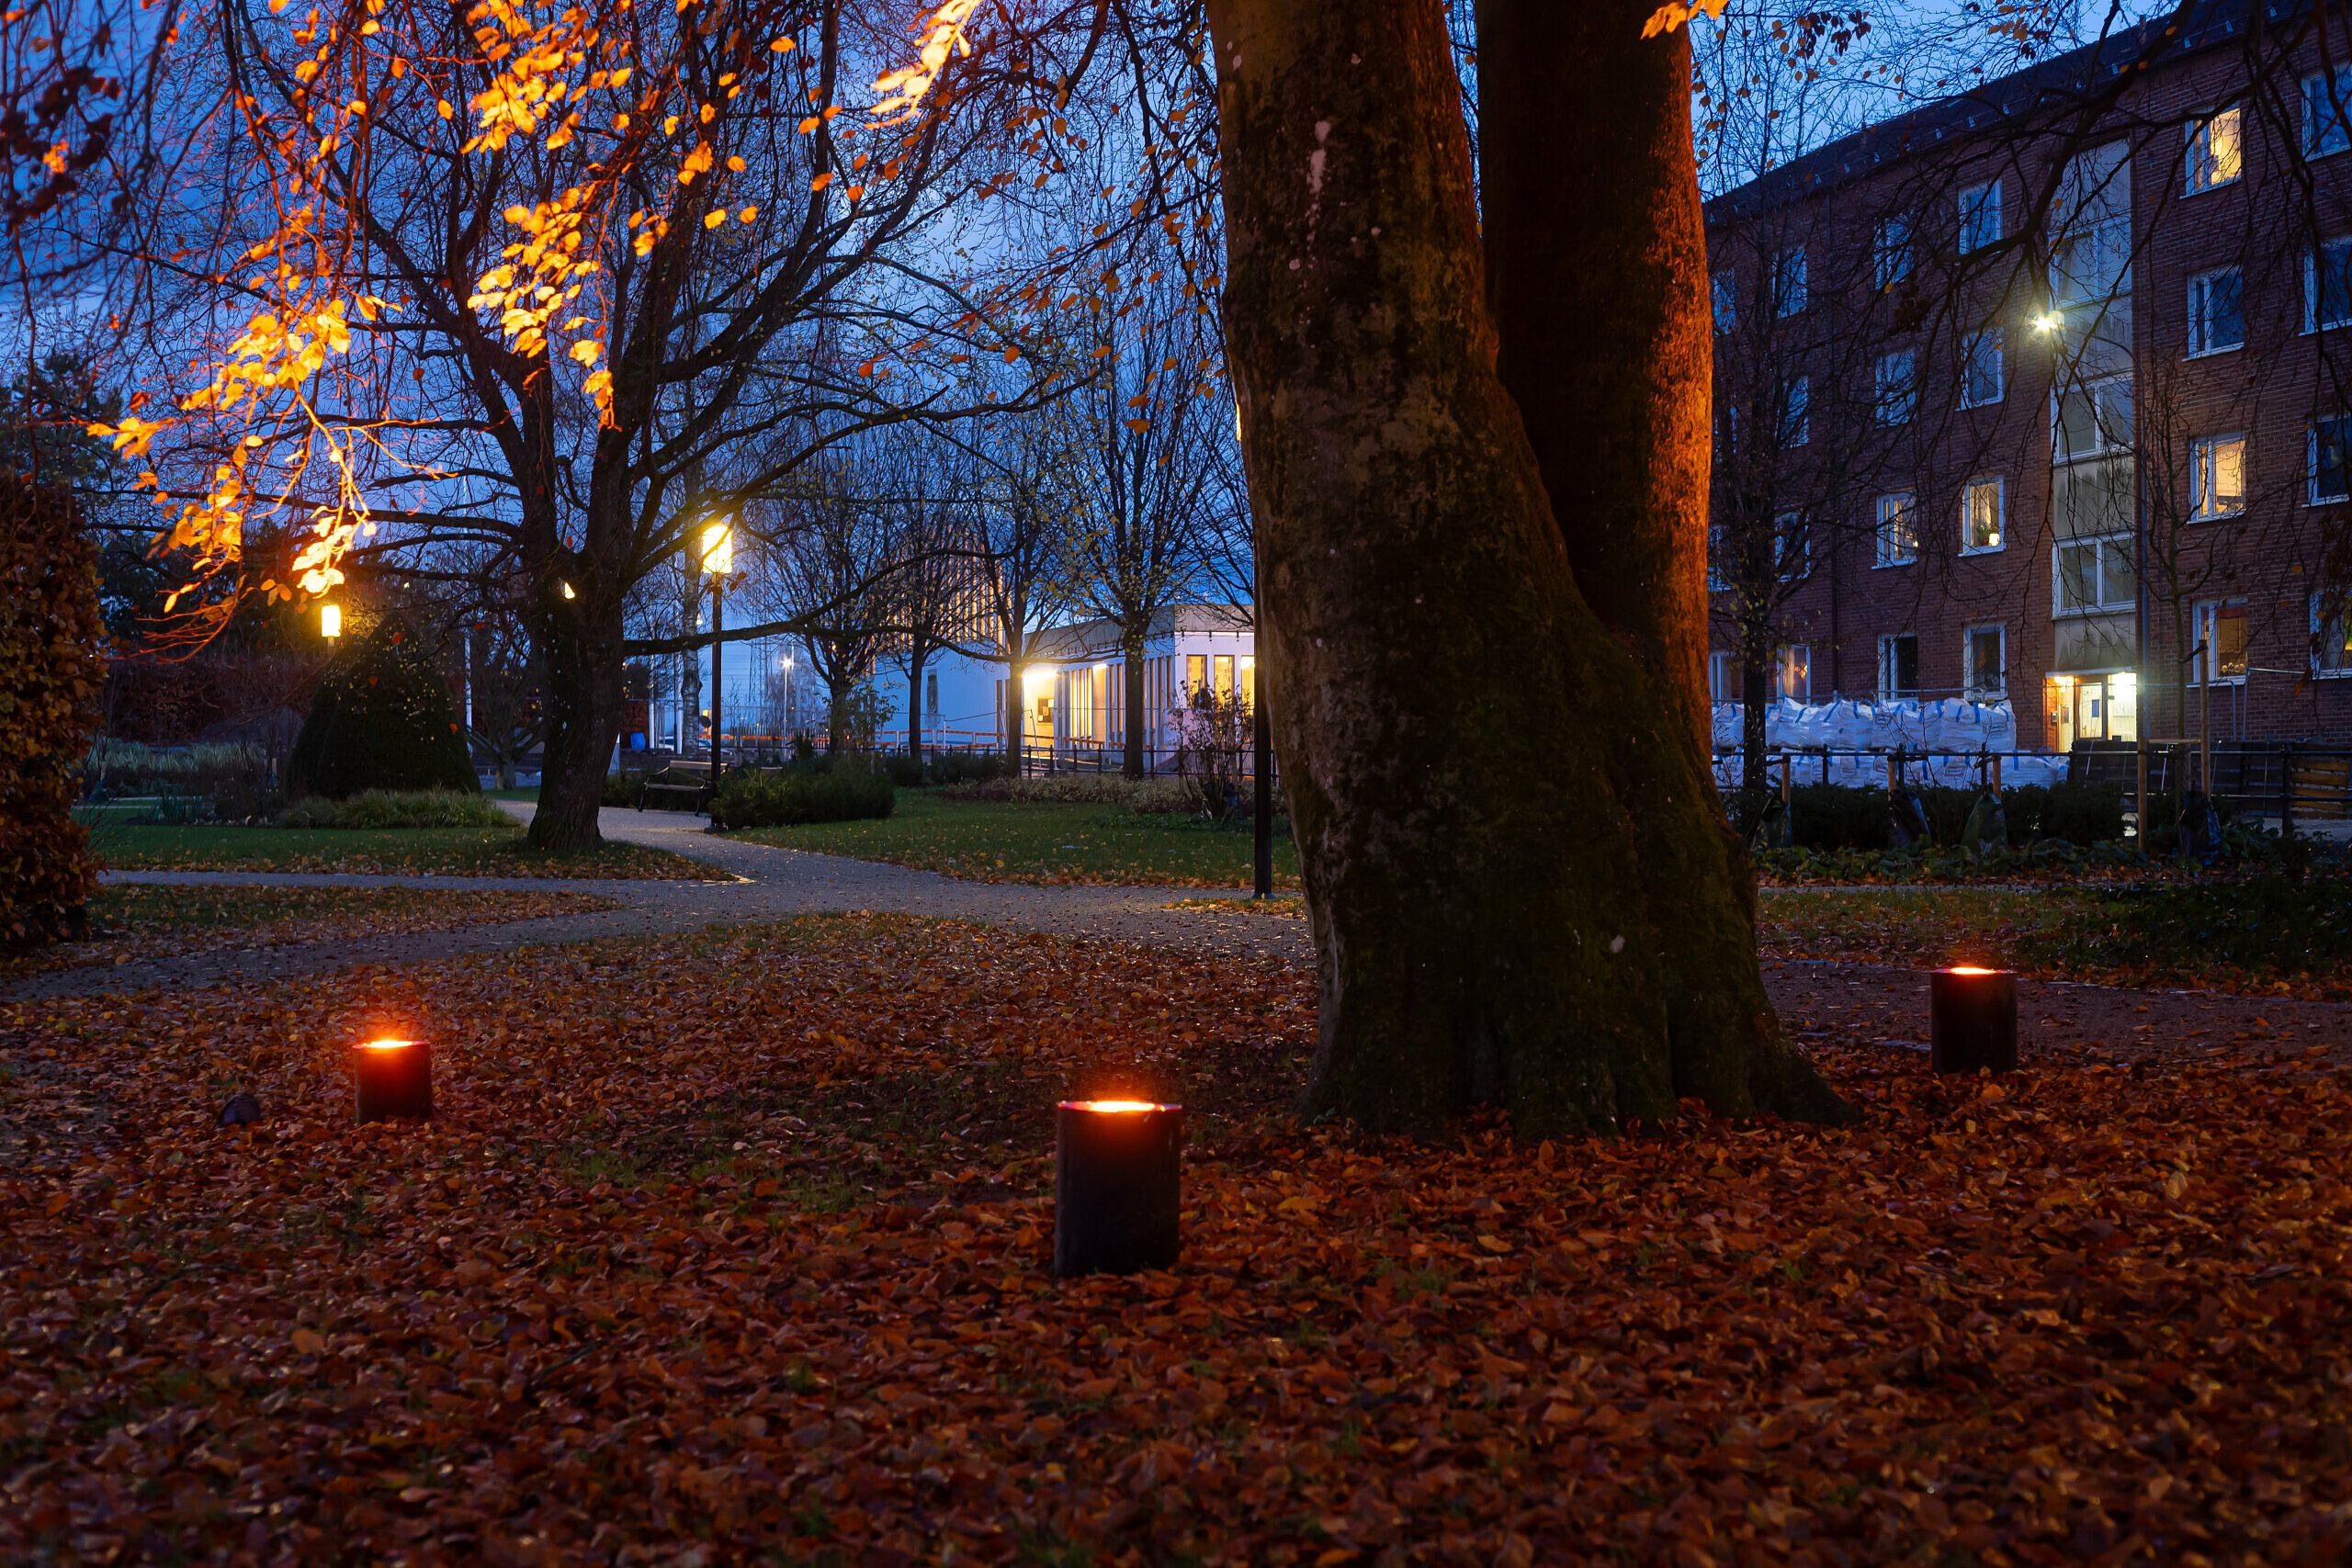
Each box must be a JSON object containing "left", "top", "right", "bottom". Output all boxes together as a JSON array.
[
  {"left": 1930, "top": 968, "right": 2017, "bottom": 1075},
  {"left": 354, "top": 1040, "right": 433, "bottom": 1122},
  {"left": 1055, "top": 1100, "right": 1182, "bottom": 1276}
]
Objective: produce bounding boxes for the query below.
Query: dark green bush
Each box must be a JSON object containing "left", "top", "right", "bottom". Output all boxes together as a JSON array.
[
  {"left": 2034, "top": 781, "right": 2128, "bottom": 846},
  {"left": 883, "top": 749, "right": 1015, "bottom": 786},
  {"left": 1, "top": 474, "right": 103, "bottom": 942},
  {"left": 1787, "top": 784, "right": 1890, "bottom": 851},
  {"left": 288, "top": 614, "right": 475, "bottom": 799},
  {"left": 709, "top": 762, "right": 894, "bottom": 829},
  {"left": 604, "top": 769, "right": 647, "bottom": 807}
]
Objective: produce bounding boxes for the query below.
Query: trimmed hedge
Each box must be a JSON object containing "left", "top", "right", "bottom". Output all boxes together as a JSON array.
[
  {"left": 288, "top": 613, "right": 476, "bottom": 799},
  {"left": 710, "top": 762, "right": 895, "bottom": 829},
  {"left": 0, "top": 475, "right": 104, "bottom": 942},
  {"left": 274, "top": 789, "right": 512, "bottom": 829},
  {"left": 1733, "top": 779, "right": 2129, "bottom": 852}
]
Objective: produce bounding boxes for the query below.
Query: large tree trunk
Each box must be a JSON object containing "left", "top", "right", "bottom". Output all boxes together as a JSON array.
[
  {"left": 1480, "top": 0, "right": 1823, "bottom": 1113},
  {"left": 527, "top": 593, "right": 624, "bottom": 852},
  {"left": 1207, "top": 0, "right": 1849, "bottom": 1135}
]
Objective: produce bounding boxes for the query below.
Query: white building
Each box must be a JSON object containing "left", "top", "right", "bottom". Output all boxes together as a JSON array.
[{"left": 642, "top": 604, "right": 1257, "bottom": 767}]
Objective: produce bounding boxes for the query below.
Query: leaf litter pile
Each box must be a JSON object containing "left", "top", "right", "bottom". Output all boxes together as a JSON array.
[
  {"left": 0, "top": 886, "right": 621, "bottom": 980},
  {"left": 3, "top": 913, "right": 2348, "bottom": 1564}
]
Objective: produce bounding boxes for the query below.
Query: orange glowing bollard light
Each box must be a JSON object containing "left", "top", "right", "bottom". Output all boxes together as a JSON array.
[
  {"left": 1054, "top": 1100, "right": 1182, "bottom": 1277},
  {"left": 353, "top": 1039, "right": 433, "bottom": 1122},
  {"left": 1930, "top": 967, "right": 2017, "bottom": 1076}
]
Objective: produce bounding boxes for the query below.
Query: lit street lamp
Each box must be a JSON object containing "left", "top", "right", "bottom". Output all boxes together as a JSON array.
[
  {"left": 321, "top": 604, "right": 342, "bottom": 639},
  {"left": 701, "top": 520, "right": 733, "bottom": 818}
]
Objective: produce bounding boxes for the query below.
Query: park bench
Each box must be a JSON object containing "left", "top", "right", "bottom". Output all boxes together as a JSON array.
[{"left": 637, "top": 763, "right": 713, "bottom": 812}]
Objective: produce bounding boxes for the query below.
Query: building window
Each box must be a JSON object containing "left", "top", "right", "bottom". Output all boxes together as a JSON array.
[
  {"left": 1962, "top": 625, "right": 2006, "bottom": 697},
  {"left": 2188, "top": 267, "right": 2244, "bottom": 355},
  {"left": 2313, "top": 593, "right": 2352, "bottom": 675},
  {"left": 2054, "top": 375, "right": 2133, "bottom": 462},
  {"left": 1959, "top": 179, "right": 2002, "bottom": 254},
  {"left": 2190, "top": 434, "right": 2245, "bottom": 518},
  {"left": 2312, "top": 416, "right": 2352, "bottom": 503},
  {"left": 1874, "top": 350, "right": 1918, "bottom": 425},
  {"left": 1875, "top": 491, "right": 1917, "bottom": 567},
  {"left": 2308, "top": 238, "right": 2352, "bottom": 332},
  {"left": 1213, "top": 654, "right": 1235, "bottom": 704},
  {"left": 2054, "top": 536, "right": 2136, "bottom": 616},
  {"left": 2193, "top": 600, "right": 2248, "bottom": 685},
  {"left": 1706, "top": 522, "right": 1730, "bottom": 592},
  {"left": 1712, "top": 272, "right": 1736, "bottom": 333},
  {"left": 1185, "top": 652, "right": 1207, "bottom": 697},
  {"left": 1873, "top": 218, "right": 1911, "bottom": 288},
  {"left": 1961, "top": 328, "right": 2005, "bottom": 407},
  {"left": 1779, "top": 375, "right": 1809, "bottom": 447},
  {"left": 1775, "top": 249, "right": 1807, "bottom": 316},
  {"left": 1709, "top": 649, "right": 1736, "bottom": 703},
  {"left": 1775, "top": 511, "right": 1810, "bottom": 581},
  {"left": 1962, "top": 477, "right": 2006, "bottom": 553},
  {"left": 1774, "top": 645, "right": 1811, "bottom": 703},
  {"left": 2186, "top": 106, "right": 2244, "bottom": 192},
  {"left": 1878, "top": 633, "right": 1920, "bottom": 700},
  {"left": 2304, "top": 65, "right": 2352, "bottom": 158}
]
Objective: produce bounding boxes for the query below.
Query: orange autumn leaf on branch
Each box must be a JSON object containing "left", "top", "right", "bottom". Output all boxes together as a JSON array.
[{"left": 1642, "top": 0, "right": 1730, "bottom": 38}]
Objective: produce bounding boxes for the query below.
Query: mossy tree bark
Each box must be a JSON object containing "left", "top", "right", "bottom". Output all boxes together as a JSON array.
[{"left": 1206, "top": 0, "right": 1851, "bottom": 1135}]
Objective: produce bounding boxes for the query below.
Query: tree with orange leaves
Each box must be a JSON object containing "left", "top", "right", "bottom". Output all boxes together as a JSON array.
[{"left": 96, "top": 0, "right": 1080, "bottom": 849}]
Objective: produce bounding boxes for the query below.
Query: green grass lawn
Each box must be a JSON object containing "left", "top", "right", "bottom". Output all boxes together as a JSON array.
[
  {"left": 1759, "top": 877, "right": 2352, "bottom": 998},
  {"left": 728, "top": 788, "right": 1299, "bottom": 888},
  {"left": 90, "top": 816, "right": 713, "bottom": 880}
]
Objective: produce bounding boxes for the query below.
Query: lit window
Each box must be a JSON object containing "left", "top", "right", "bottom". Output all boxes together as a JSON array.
[
  {"left": 1774, "top": 645, "right": 1811, "bottom": 703},
  {"left": 2188, "top": 267, "right": 2244, "bottom": 355},
  {"left": 2305, "top": 65, "right": 2352, "bottom": 158},
  {"left": 1875, "top": 491, "right": 1917, "bottom": 567},
  {"left": 1963, "top": 478, "right": 2006, "bottom": 553},
  {"left": 2193, "top": 600, "right": 2248, "bottom": 685},
  {"left": 2187, "top": 107, "right": 2243, "bottom": 192},
  {"left": 1874, "top": 350, "right": 1918, "bottom": 425},
  {"left": 2190, "top": 434, "right": 2245, "bottom": 519},
  {"left": 1958, "top": 179, "right": 2002, "bottom": 254},
  {"left": 2311, "top": 416, "right": 2352, "bottom": 504},
  {"left": 1962, "top": 625, "right": 2006, "bottom": 697},
  {"left": 1961, "top": 329, "right": 2005, "bottom": 407},
  {"left": 2307, "top": 238, "right": 2352, "bottom": 332}
]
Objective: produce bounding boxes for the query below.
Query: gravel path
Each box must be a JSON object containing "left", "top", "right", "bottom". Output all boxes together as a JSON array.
[
  {"left": 15, "top": 807, "right": 2351, "bottom": 1069},
  {"left": 8, "top": 806, "right": 1309, "bottom": 999}
]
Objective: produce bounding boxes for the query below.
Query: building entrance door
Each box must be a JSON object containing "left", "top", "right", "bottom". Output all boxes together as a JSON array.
[{"left": 2047, "top": 672, "right": 2138, "bottom": 750}]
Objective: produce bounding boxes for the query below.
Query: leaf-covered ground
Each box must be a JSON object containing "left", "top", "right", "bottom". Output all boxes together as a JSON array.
[
  {"left": 729, "top": 791, "right": 1300, "bottom": 889},
  {"left": 0, "top": 886, "right": 620, "bottom": 979},
  {"left": 95, "top": 824, "right": 714, "bottom": 880},
  {"left": 3, "top": 915, "right": 2347, "bottom": 1564},
  {"left": 1761, "top": 879, "right": 2352, "bottom": 999}
]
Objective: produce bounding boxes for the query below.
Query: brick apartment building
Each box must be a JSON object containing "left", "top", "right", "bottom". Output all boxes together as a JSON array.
[{"left": 1704, "top": 1, "right": 2352, "bottom": 750}]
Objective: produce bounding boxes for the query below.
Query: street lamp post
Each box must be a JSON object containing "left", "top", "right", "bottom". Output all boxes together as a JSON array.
[{"left": 701, "top": 521, "right": 733, "bottom": 818}]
